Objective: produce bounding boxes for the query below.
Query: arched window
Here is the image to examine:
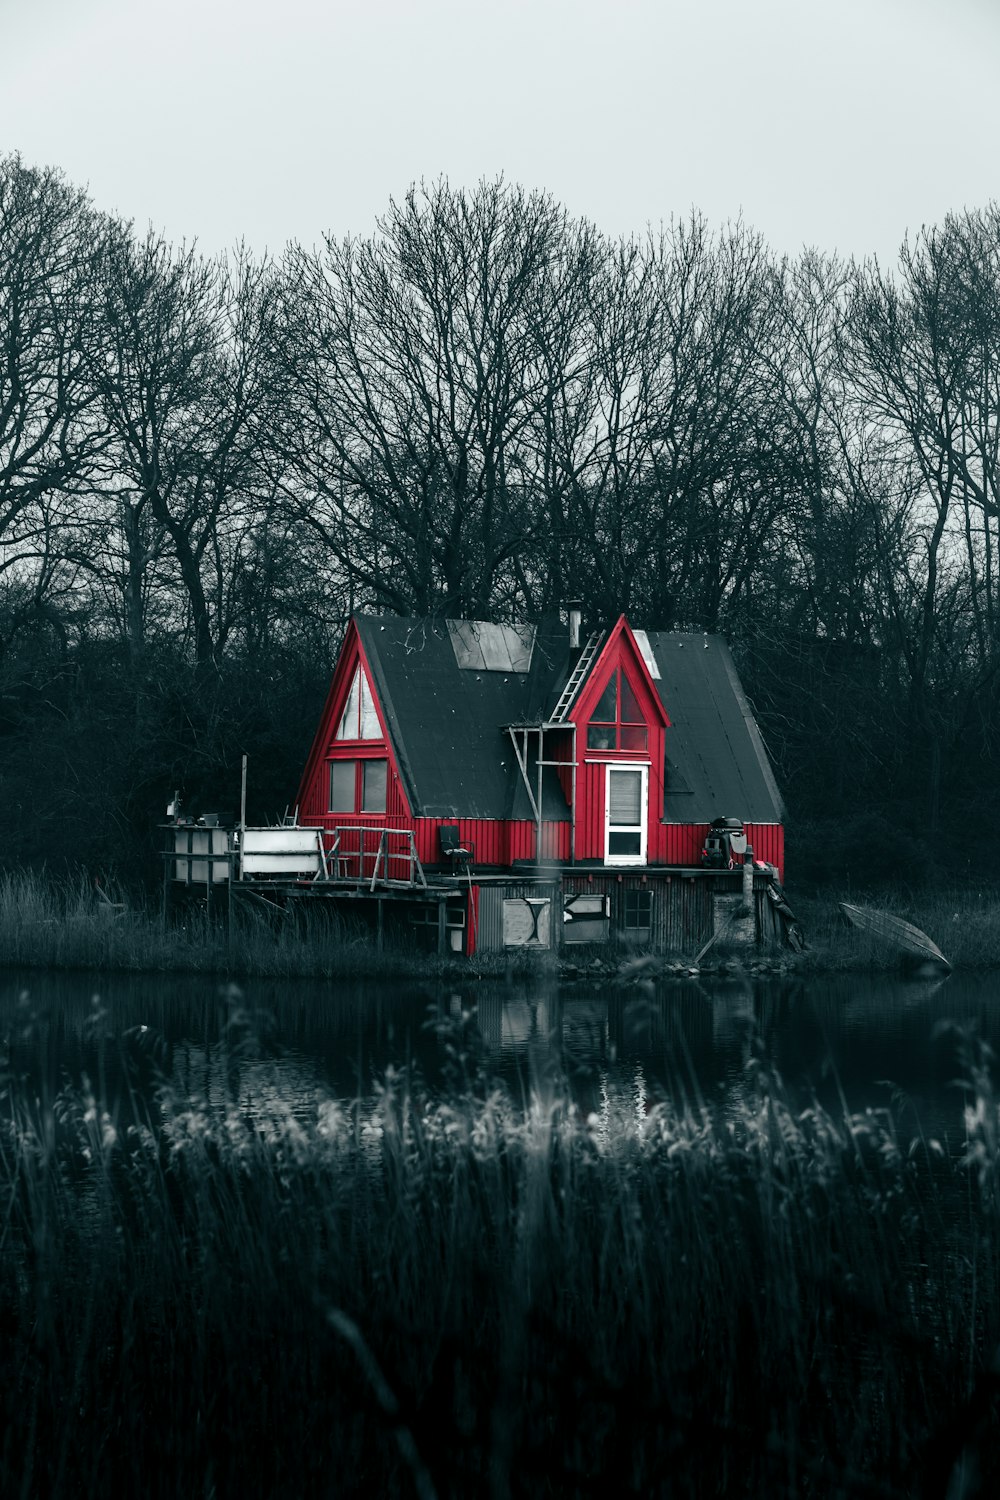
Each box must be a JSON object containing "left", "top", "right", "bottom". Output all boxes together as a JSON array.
[{"left": 587, "top": 669, "right": 647, "bottom": 752}]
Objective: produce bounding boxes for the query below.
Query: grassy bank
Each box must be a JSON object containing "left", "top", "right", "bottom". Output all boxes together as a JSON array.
[
  {"left": 0, "top": 870, "right": 994, "bottom": 978},
  {"left": 0, "top": 870, "right": 482, "bottom": 980},
  {"left": 793, "top": 887, "right": 995, "bottom": 971},
  {"left": 2, "top": 1008, "right": 1000, "bottom": 1498}
]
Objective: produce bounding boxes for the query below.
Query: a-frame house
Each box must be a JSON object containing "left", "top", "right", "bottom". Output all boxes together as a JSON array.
[{"left": 291, "top": 611, "right": 785, "bottom": 955}]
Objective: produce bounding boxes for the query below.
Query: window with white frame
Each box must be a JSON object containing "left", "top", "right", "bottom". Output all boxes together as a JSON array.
[
  {"left": 335, "top": 666, "right": 381, "bottom": 741},
  {"left": 605, "top": 764, "right": 648, "bottom": 865}
]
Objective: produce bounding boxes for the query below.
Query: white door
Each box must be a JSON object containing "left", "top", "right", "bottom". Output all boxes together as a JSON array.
[{"left": 605, "top": 765, "right": 648, "bottom": 865}]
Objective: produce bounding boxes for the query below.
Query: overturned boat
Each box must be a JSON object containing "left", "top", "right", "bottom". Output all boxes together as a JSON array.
[{"left": 839, "top": 902, "right": 952, "bottom": 973}]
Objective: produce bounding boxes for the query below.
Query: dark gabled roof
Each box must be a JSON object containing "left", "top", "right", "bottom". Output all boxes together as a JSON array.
[
  {"left": 353, "top": 614, "right": 783, "bottom": 825},
  {"left": 645, "top": 632, "right": 785, "bottom": 824},
  {"left": 355, "top": 615, "right": 571, "bottom": 819}
]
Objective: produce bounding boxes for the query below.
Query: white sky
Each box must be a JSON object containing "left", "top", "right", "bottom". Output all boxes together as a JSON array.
[{"left": 2, "top": 0, "right": 998, "bottom": 265}]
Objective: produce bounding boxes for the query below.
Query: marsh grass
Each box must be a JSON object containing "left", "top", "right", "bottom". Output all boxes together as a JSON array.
[
  {"left": 794, "top": 886, "right": 1000, "bottom": 971},
  {"left": 1, "top": 870, "right": 999, "bottom": 978},
  {"left": 3, "top": 1002, "right": 1000, "bottom": 1499},
  {"left": 0, "top": 870, "right": 479, "bottom": 980}
]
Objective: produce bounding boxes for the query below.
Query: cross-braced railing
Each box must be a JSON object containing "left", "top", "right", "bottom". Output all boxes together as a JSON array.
[{"left": 326, "top": 826, "right": 427, "bottom": 890}]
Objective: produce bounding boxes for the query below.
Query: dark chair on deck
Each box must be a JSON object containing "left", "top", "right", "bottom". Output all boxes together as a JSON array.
[{"left": 439, "top": 825, "right": 474, "bottom": 869}]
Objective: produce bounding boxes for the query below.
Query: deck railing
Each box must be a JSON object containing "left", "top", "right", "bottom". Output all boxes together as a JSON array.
[
  {"left": 326, "top": 826, "right": 427, "bottom": 891},
  {"left": 167, "top": 823, "right": 428, "bottom": 891}
]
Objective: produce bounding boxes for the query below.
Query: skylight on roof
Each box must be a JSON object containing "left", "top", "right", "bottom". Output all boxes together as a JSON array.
[
  {"left": 448, "top": 620, "right": 536, "bottom": 673},
  {"left": 631, "top": 629, "right": 662, "bottom": 679}
]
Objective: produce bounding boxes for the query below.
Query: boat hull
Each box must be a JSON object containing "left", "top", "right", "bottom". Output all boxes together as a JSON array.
[{"left": 839, "top": 902, "right": 952, "bottom": 972}]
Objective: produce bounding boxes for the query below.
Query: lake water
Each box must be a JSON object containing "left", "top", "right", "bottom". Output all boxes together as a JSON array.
[{"left": 3, "top": 966, "right": 999, "bottom": 1145}]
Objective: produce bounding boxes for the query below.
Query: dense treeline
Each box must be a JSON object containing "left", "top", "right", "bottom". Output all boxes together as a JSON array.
[{"left": 3, "top": 155, "right": 1000, "bottom": 886}]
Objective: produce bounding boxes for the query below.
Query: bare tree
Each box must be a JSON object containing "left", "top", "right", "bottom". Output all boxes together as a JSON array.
[
  {"left": 271, "top": 179, "right": 605, "bottom": 618},
  {"left": 0, "top": 156, "right": 109, "bottom": 655},
  {"left": 845, "top": 209, "right": 1000, "bottom": 836},
  {"left": 89, "top": 230, "right": 275, "bottom": 673},
  {"left": 567, "top": 216, "right": 792, "bottom": 630}
]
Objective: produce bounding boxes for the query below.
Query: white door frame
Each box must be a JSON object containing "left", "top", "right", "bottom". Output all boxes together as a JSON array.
[{"left": 604, "top": 763, "right": 648, "bottom": 866}]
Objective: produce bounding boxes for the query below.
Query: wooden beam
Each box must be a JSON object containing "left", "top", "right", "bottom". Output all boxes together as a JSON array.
[
  {"left": 239, "top": 754, "right": 247, "bottom": 881},
  {"left": 233, "top": 887, "right": 290, "bottom": 917},
  {"left": 506, "top": 727, "right": 540, "bottom": 822}
]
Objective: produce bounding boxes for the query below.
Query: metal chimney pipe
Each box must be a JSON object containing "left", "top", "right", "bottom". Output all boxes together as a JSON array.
[{"left": 567, "top": 600, "right": 582, "bottom": 650}]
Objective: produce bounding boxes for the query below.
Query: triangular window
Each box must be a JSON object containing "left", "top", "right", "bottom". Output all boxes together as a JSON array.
[
  {"left": 592, "top": 675, "right": 617, "bottom": 723},
  {"left": 620, "top": 673, "right": 642, "bottom": 724},
  {"left": 587, "top": 668, "right": 648, "bottom": 753},
  {"left": 336, "top": 666, "right": 381, "bottom": 741}
]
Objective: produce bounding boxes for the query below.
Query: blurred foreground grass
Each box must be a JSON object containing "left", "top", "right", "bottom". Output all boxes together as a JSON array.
[{"left": 2, "top": 997, "right": 1000, "bottom": 1498}]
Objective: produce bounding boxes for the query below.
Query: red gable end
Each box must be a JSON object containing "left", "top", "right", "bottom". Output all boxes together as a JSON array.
[
  {"left": 566, "top": 617, "right": 670, "bottom": 865},
  {"left": 296, "top": 621, "right": 412, "bottom": 828}
]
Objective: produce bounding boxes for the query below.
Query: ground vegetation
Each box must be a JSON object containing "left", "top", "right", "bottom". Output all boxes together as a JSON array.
[{"left": 2, "top": 998, "right": 999, "bottom": 1497}]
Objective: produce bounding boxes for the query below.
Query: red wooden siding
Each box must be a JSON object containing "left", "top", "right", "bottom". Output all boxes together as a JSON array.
[
  {"left": 412, "top": 818, "right": 570, "bottom": 868},
  {"left": 746, "top": 823, "right": 784, "bottom": 879},
  {"left": 659, "top": 824, "right": 703, "bottom": 867},
  {"left": 568, "top": 619, "right": 669, "bottom": 864},
  {"left": 414, "top": 818, "right": 505, "bottom": 867},
  {"left": 300, "top": 764, "right": 411, "bottom": 825},
  {"left": 298, "top": 814, "right": 573, "bottom": 871},
  {"left": 573, "top": 757, "right": 669, "bottom": 861},
  {"left": 573, "top": 787, "right": 783, "bottom": 880},
  {"left": 298, "top": 811, "right": 780, "bottom": 879},
  {"left": 297, "top": 624, "right": 414, "bottom": 835},
  {"left": 661, "top": 823, "right": 784, "bottom": 880}
]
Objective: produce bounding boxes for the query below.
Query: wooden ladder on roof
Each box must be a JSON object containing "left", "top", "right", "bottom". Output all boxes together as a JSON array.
[{"left": 550, "top": 630, "right": 605, "bottom": 722}]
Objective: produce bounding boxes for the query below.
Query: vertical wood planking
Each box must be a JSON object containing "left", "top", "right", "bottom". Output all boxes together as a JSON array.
[{"left": 562, "top": 873, "right": 714, "bottom": 952}]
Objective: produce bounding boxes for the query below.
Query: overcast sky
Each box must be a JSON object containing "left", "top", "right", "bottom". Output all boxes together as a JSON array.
[{"left": 2, "top": 0, "right": 998, "bottom": 265}]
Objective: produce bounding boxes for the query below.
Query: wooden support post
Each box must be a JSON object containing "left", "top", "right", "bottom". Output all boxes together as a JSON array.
[
  {"left": 376, "top": 896, "right": 384, "bottom": 952},
  {"left": 162, "top": 840, "right": 171, "bottom": 932},
  {"left": 437, "top": 896, "right": 447, "bottom": 956},
  {"left": 570, "top": 725, "right": 577, "bottom": 865},
  {"left": 239, "top": 754, "right": 247, "bottom": 882},
  {"left": 536, "top": 726, "right": 543, "bottom": 864},
  {"left": 742, "top": 845, "right": 754, "bottom": 903},
  {"left": 743, "top": 845, "right": 755, "bottom": 939}
]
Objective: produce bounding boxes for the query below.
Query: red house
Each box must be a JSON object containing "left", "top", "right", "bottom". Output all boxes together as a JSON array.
[{"left": 294, "top": 612, "right": 785, "bottom": 953}]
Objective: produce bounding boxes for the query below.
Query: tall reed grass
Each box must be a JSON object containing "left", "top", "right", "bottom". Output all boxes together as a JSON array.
[
  {"left": 0, "top": 870, "right": 469, "bottom": 979},
  {"left": 795, "top": 886, "right": 1000, "bottom": 971},
  {"left": 2, "top": 869, "right": 999, "bottom": 979},
  {"left": 2, "top": 999, "right": 1000, "bottom": 1497}
]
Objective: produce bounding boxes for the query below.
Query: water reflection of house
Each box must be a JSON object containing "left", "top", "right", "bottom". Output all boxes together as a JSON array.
[{"left": 170, "top": 609, "right": 786, "bottom": 956}]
